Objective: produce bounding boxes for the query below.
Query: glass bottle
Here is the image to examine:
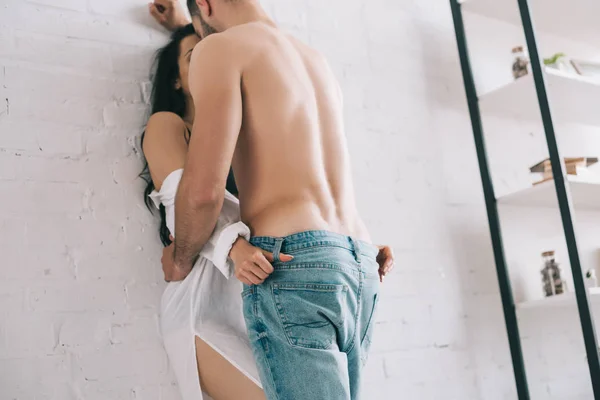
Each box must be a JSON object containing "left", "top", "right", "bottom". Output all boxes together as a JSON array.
[
  {"left": 541, "top": 251, "right": 566, "bottom": 297},
  {"left": 512, "top": 46, "right": 529, "bottom": 79}
]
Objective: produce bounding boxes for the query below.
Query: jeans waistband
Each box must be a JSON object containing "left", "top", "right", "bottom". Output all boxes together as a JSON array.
[{"left": 250, "top": 230, "right": 378, "bottom": 260}]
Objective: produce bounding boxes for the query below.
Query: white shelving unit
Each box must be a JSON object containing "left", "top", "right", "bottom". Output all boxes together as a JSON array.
[
  {"left": 454, "top": 0, "right": 600, "bottom": 395},
  {"left": 518, "top": 288, "right": 600, "bottom": 310},
  {"left": 467, "top": 0, "right": 600, "bottom": 310},
  {"left": 498, "top": 178, "right": 600, "bottom": 210},
  {"left": 461, "top": 0, "right": 600, "bottom": 47},
  {"left": 479, "top": 68, "right": 600, "bottom": 125}
]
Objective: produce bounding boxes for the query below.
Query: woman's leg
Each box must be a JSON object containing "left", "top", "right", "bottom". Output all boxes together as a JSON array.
[{"left": 195, "top": 336, "right": 266, "bottom": 400}]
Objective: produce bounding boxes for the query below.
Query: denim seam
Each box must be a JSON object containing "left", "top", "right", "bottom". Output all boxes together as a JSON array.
[
  {"left": 251, "top": 289, "right": 280, "bottom": 400},
  {"left": 241, "top": 287, "right": 254, "bottom": 298},
  {"left": 273, "top": 283, "right": 347, "bottom": 292},
  {"left": 257, "top": 333, "right": 279, "bottom": 399},
  {"left": 345, "top": 266, "right": 363, "bottom": 354},
  {"left": 360, "top": 293, "right": 379, "bottom": 344},
  {"left": 252, "top": 285, "right": 258, "bottom": 318},
  {"left": 359, "top": 293, "right": 379, "bottom": 366},
  {"left": 271, "top": 263, "right": 364, "bottom": 278}
]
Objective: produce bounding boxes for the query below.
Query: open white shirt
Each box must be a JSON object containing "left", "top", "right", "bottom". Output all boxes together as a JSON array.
[{"left": 149, "top": 169, "right": 261, "bottom": 400}]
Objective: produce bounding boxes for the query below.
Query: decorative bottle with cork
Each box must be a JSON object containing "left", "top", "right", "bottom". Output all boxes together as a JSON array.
[
  {"left": 541, "top": 251, "right": 566, "bottom": 297},
  {"left": 512, "top": 46, "right": 529, "bottom": 79}
]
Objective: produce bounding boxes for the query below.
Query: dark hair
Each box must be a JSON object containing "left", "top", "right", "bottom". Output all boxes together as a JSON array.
[
  {"left": 140, "top": 24, "right": 239, "bottom": 247},
  {"left": 140, "top": 24, "right": 196, "bottom": 247}
]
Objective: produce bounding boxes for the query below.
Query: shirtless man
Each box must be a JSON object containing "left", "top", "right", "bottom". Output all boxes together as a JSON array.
[{"left": 152, "top": 1, "right": 394, "bottom": 398}]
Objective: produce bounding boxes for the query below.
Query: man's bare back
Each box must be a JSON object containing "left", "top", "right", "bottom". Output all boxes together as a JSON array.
[
  {"left": 171, "top": 0, "right": 381, "bottom": 274},
  {"left": 221, "top": 22, "right": 370, "bottom": 241}
]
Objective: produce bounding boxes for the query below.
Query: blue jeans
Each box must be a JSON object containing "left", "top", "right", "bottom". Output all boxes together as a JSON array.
[{"left": 242, "top": 231, "right": 380, "bottom": 400}]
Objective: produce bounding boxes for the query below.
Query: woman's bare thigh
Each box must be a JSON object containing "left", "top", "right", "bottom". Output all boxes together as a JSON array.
[{"left": 194, "top": 336, "right": 265, "bottom": 400}]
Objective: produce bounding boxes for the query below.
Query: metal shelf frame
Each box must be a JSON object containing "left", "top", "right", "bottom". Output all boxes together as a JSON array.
[{"left": 449, "top": 1, "right": 600, "bottom": 399}]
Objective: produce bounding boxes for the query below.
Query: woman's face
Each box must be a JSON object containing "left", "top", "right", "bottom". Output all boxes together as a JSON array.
[{"left": 177, "top": 34, "right": 201, "bottom": 95}]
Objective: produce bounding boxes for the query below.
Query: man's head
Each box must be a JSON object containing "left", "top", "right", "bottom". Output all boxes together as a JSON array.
[{"left": 187, "top": 0, "right": 241, "bottom": 39}]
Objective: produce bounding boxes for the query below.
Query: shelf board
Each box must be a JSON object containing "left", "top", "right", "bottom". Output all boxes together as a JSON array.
[
  {"left": 461, "top": 0, "right": 600, "bottom": 47},
  {"left": 498, "top": 178, "right": 600, "bottom": 210},
  {"left": 478, "top": 68, "right": 600, "bottom": 126},
  {"left": 517, "top": 288, "right": 600, "bottom": 310}
]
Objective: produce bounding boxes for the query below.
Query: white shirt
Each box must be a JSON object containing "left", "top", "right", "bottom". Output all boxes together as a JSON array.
[{"left": 149, "top": 169, "right": 261, "bottom": 400}]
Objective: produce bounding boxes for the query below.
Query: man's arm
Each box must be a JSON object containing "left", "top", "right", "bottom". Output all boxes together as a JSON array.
[{"left": 172, "top": 36, "right": 243, "bottom": 272}]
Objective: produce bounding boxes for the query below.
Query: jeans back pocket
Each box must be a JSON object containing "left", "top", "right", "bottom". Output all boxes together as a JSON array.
[{"left": 272, "top": 283, "right": 348, "bottom": 350}]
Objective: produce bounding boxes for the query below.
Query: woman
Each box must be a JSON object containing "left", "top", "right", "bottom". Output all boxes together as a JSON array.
[
  {"left": 141, "top": 24, "right": 271, "bottom": 400},
  {"left": 140, "top": 21, "right": 395, "bottom": 400}
]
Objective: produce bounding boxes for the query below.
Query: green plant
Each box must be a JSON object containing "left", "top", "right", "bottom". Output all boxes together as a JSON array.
[{"left": 544, "top": 52, "right": 566, "bottom": 65}]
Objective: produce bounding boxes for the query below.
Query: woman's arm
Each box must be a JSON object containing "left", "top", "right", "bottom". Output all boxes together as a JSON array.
[
  {"left": 148, "top": 0, "right": 190, "bottom": 32},
  {"left": 143, "top": 112, "right": 188, "bottom": 191}
]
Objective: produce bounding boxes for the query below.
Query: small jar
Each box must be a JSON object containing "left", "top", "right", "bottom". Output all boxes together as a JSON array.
[
  {"left": 585, "top": 269, "right": 598, "bottom": 289},
  {"left": 541, "top": 251, "right": 566, "bottom": 297},
  {"left": 512, "top": 46, "right": 529, "bottom": 80}
]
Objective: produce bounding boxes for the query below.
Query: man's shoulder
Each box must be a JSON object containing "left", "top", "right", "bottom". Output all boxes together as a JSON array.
[
  {"left": 194, "top": 32, "right": 228, "bottom": 51},
  {"left": 190, "top": 31, "right": 242, "bottom": 64},
  {"left": 206, "top": 23, "right": 287, "bottom": 52},
  {"left": 191, "top": 27, "right": 267, "bottom": 70},
  {"left": 284, "top": 34, "right": 326, "bottom": 62}
]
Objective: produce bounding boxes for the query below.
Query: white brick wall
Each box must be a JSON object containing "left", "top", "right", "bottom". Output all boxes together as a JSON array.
[{"left": 6, "top": 0, "right": 582, "bottom": 399}]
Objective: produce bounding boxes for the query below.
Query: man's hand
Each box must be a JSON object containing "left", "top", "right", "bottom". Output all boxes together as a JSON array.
[
  {"left": 229, "top": 238, "right": 293, "bottom": 285},
  {"left": 376, "top": 245, "right": 395, "bottom": 282},
  {"left": 162, "top": 236, "right": 193, "bottom": 282},
  {"left": 148, "top": 0, "right": 190, "bottom": 32}
]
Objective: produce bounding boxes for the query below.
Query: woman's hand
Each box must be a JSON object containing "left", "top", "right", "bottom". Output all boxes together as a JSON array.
[
  {"left": 148, "top": 0, "right": 190, "bottom": 32},
  {"left": 376, "top": 245, "right": 395, "bottom": 282},
  {"left": 229, "top": 238, "right": 293, "bottom": 285}
]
